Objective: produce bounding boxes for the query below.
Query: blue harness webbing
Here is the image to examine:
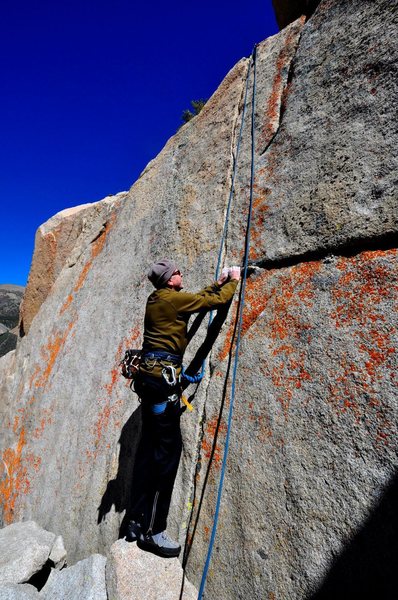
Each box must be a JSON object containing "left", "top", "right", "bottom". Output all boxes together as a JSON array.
[{"left": 142, "top": 349, "right": 182, "bottom": 365}]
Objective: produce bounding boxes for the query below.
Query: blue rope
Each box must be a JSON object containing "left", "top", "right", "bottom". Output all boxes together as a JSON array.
[
  {"left": 181, "top": 367, "right": 204, "bottom": 384},
  {"left": 197, "top": 45, "right": 257, "bottom": 599}
]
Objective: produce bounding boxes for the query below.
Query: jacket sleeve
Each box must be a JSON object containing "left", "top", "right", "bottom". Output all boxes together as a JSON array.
[{"left": 172, "top": 280, "right": 238, "bottom": 314}]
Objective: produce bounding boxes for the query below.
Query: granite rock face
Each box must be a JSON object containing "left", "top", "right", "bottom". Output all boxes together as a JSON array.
[
  {"left": 106, "top": 540, "right": 197, "bottom": 600},
  {"left": 230, "top": 0, "right": 398, "bottom": 267},
  {"left": 0, "top": 1, "right": 397, "bottom": 599},
  {"left": 19, "top": 194, "right": 127, "bottom": 336}
]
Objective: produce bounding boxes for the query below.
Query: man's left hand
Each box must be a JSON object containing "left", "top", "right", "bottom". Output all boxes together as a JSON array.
[{"left": 217, "top": 267, "right": 230, "bottom": 286}]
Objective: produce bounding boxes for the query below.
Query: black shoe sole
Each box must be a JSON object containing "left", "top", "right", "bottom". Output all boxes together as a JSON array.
[{"left": 137, "top": 538, "right": 181, "bottom": 558}]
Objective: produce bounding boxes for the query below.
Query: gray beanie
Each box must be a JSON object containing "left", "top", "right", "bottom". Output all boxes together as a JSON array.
[{"left": 147, "top": 259, "right": 176, "bottom": 289}]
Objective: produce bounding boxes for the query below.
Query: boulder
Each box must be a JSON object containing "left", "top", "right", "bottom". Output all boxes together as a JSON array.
[
  {"left": 106, "top": 540, "right": 197, "bottom": 600},
  {"left": 40, "top": 554, "right": 107, "bottom": 600},
  {"left": 0, "top": 521, "right": 59, "bottom": 585}
]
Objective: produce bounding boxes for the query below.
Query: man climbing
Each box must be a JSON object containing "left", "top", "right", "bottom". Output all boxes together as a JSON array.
[{"left": 127, "top": 258, "right": 240, "bottom": 557}]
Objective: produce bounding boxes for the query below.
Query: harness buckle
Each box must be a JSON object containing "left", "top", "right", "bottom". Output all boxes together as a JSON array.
[{"left": 167, "top": 393, "right": 179, "bottom": 404}]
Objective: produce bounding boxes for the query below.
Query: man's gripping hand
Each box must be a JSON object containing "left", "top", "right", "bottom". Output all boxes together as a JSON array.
[
  {"left": 229, "top": 266, "right": 241, "bottom": 281},
  {"left": 217, "top": 266, "right": 241, "bottom": 285}
]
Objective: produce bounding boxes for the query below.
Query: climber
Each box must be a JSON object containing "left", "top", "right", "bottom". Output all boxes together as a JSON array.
[{"left": 126, "top": 258, "right": 240, "bottom": 558}]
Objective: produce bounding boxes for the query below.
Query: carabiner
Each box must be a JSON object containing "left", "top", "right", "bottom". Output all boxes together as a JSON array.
[{"left": 162, "top": 365, "right": 177, "bottom": 387}]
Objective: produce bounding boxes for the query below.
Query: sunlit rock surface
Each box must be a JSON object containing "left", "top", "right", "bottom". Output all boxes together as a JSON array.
[
  {"left": 19, "top": 194, "right": 127, "bottom": 336},
  {"left": 40, "top": 554, "right": 107, "bottom": 600},
  {"left": 0, "top": 1, "right": 397, "bottom": 598},
  {"left": 106, "top": 540, "right": 197, "bottom": 600}
]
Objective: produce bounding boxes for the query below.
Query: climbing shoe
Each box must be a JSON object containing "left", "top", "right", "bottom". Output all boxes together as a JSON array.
[
  {"left": 137, "top": 530, "right": 181, "bottom": 558},
  {"left": 126, "top": 520, "right": 143, "bottom": 543}
]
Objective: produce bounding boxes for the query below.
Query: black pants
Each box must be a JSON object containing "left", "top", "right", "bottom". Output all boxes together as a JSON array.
[{"left": 130, "top": 375, "right": 182, "bottom": 535}]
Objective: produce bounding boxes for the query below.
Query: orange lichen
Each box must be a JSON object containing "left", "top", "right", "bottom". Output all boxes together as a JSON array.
[
  {"left": 217, "top": 262, "right": 321, "bottom": 407},
  {"left": 74, "top": 218, "right": 115, "bottom": 293},
  {"left": 29, "top": 366, "right": 41, "bottom": 391},
  {"left": 0, "top": 428, "right": 29, "bottom": 524},
  {"left": 59, "top": 213, "right": 117, "bottom": 315},
  {"left": 59, "top": 294, "right": 73, "bottom": 315},
  {"left": 201, "top": 418, "right": 227, "bottom": 466},
  {"left": 32, "top": 409, "right": 54, "bottom": 440},
  {"left": 324, "top": 249, "right": 398, "bottom": 442},
  {"left": 31, "top": 321, "right": 75, "bottom": 390},
  {"left": 217, "top": 299, "right": 240, "bottom": 363}
]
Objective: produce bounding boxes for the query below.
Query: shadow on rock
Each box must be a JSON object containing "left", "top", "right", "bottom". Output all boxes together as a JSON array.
[
  {"left": 183, "top": 301, "right": 231, "bottom": 390},
  {"left": 308, "top": 472, "right": 398, "bottom": 600},
  {"left": 97, "top": 404, "right": 142, "bottom": 538}
]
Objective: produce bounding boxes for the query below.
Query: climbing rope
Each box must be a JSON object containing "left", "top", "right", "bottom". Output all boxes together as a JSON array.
[{"left": 197, "top": 44, "right": 257, "bottom": 599}]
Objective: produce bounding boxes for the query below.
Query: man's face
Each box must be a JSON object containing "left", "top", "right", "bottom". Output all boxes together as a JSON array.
[{"left": 168, "top": 269, "right": 183, "bottom": 291}]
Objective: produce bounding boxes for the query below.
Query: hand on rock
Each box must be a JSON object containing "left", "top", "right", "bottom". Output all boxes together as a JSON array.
[
  {"left": 217, "top": 267, "right": 230, "bottom": 285},
  {"left": 229, "top": 266, "right": 241, "bottom": 281},
  {"left": 217, "top": 266, "right": 241, "bottom": 285}
]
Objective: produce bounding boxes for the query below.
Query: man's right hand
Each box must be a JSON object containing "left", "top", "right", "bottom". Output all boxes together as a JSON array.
[{"left": 229, "top": 266, "right": 241, "bottom": 281}]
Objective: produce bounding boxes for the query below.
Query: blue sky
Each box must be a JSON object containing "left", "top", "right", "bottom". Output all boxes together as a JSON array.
[{"left": 1, "top": 0, "right": 278, "bottom": 286}]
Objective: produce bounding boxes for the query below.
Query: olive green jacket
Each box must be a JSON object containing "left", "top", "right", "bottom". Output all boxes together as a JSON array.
[{"left": 142, "top": 279, "right": 238, "bottom": 360}]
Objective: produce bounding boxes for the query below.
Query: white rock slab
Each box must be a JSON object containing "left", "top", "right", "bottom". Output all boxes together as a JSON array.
[
  {"left": 40, "top": 554, "right": 107, "bottom": 600},
  {"left": 106, "top": 539, "right": 198, "bottom": 600},
  {"left": 0, "top": 522, "right": 56, "bottom": 585}
]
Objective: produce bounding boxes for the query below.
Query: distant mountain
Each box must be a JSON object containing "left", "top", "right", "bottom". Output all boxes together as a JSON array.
[{"left": 0, "top": 284, "right": 24, "bottom": 357}]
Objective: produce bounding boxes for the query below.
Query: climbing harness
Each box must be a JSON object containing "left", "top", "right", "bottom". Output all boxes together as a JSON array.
[
  {"left": 196, "top": 44, "right": 258, "bottom": 599},
  {"left": 121, "top": 345, "right": 205, "bottom": 388},
  {"left": 142, "top": 349, "right": 182, "bottom": 365}
]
